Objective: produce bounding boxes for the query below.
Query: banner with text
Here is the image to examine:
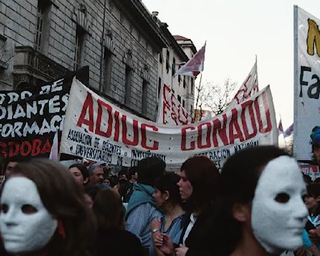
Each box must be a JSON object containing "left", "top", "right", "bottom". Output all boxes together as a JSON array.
[
  {"left": 293, "top": 6, "right": 320, "bottom": 160},
  {"left": 228, "top": 59, "right": 259, "bottom": 110},
  {"left": 0, "top": 67, "right": 89, "bottom": 159},
  {"left": 61, "top": 79, "right": 277, "bottom": 170},
  {"left": 156, "top": 84, "right": 194, "bottom": 125}
]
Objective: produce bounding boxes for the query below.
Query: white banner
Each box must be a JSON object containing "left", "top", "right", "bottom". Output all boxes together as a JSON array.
[
  {"left": 294, "top": 6, "right": 320, "bottom": 160},
  {"left": 60, "top": 78, "right": 277, "bottom": 170},
  {"left": 228, "top": 58, "right": 259, "bottom": 109},
  {"left": 156, "top": 84, "right": 194, "bottom": 125}
]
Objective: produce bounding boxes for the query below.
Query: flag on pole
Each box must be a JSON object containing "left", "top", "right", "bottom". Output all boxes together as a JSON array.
[
  {"left": 284, "top": 123, "right": 294, "bottom": 138},
  {"left": 49, "top": 131, "right": 60, "bottom": 161},
  {"left": 174, "top": 42, "right": 206, "bottom": 77},
  {"left": 227, "top": 57, "right": 259, "bottom": 109},
  {"left": 278, "top": 119, "right": 284, "bottom": 135}
]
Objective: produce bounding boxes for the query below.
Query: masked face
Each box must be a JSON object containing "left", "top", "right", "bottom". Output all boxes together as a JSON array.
[
  {"left": 251, "top": 156, "right": 308, "bottom": 254},
  {"left": 0, "top": 177, "right": 58, "bottom": 254}
]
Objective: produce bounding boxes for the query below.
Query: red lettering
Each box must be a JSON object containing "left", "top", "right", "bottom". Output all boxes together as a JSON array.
[
  {"left": 255, "top": 91, "right": 272, "bottom": 133},
  {"left": 114, "top": 111, "right": 120, "bottom": 142},
  {"left": 181, "top": 127, "right": 195, "bottom": 150},
  {"left": 0, "top": 142, "right": 7, "bottom": 158},
  {"left": 122, "top": 115, "right": 139, "bottom": 146},
  {"left": 95, "top": 99, "right": 113, "bottom": 137},
  {"left": 229, "top": 108, "right": 245, "bottom": 144},
  {"left": 20, "top": 141, "right": 32, "bottom": 157},
  {"left": 8, "top": 142, "right": 19, "bottom": 157},
  {"left": 212, "top": 114, "right": 229, "bottom": 147},
  {"left": 241, "top": 100, "right": 257, "bottom": 140},
  {"left": 197, "top": 122, "right": 212, "bottom": 149},
  {"left": 141, "top": 124, "right": 159, "bottom": 150},
  {"left": 31, "top": 139, "right": 42, "bottom": 156},
  {"left": 41, "top": 139, "right": 52, "bottom": 154},
  {"left": 77, "top": 92, "right": 94, "bottom": 132}
]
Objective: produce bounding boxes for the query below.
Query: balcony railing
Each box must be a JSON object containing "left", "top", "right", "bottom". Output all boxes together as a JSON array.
[{"left": 13, "top": 46, "right": 69, "bottom": 82}]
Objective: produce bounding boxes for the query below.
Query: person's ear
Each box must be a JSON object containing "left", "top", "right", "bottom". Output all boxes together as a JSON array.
[
  {"left": 163, "top": 190, "right": 170, "bottom": 201},
  {"left": 83, "top": 177, "right": 89, "bottom": 184},
  {"left": 316, "top": 196, "right": 320, "bottom": 202},
  {"left": 232, "top": 203, "right": 251, "bottom": 222}
]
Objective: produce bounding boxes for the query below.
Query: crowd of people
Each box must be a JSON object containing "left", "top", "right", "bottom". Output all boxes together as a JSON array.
[{"left": 0, "top": 145, "right": 319, "bottom": 256}]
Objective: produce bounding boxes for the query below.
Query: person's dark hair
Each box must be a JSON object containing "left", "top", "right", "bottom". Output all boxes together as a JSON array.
[
  {"left": 128, "top": 166, "right": 138, "bottom": 179},
  {"left": 3, "top": 158, "right": 95, "bottom": 256},
  {"left": 303, "top": 174, "right": 312, "bottom": 186},
  {"left": 84, "top": 184, "right": 102, "bottom": 201},
  {"left": 181, "top": 155, "right": 220, "bottom": 212},
  {"left": 307, "top": 183, "right": 320, "bottom": 215},
  {"left": 68, "top": 163, "right": 90, "bottom": 184},
  {"left": 217, "top": 145, "right": 289, "bottom": 255},
  {"left": 118, "top": 168, "right": 128, "bottom": 179},
  {"left": 155, "top": 172, "right": 183, "bottom": 207},
  {"left": 109, "top": 175, "right": 119, "bottom": 188},
  {"left": 93, "top": 189, "right": 125, "bottom": 230},
  {"left": 137, "top": 157, "right": 166, "bottom": 187},
  {"left": 2, "top": 156, "right": 23, "bottom": 175}
]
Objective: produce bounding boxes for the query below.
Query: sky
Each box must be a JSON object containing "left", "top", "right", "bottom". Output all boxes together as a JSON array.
[{"left": 142, "top": 0, "right": 320, "bottom": 129}]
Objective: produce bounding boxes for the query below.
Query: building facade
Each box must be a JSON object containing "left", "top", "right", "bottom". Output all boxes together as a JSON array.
[
  {"left": 0, "top": 0, "right": 167, "bottom": 120},
  {"left": 0, "top": 0, "right": 197, "bottom": 120}
]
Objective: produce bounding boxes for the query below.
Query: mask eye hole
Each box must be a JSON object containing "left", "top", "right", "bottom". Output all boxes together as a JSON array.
[
  {"left": 275, "top": 193, "right": 290, "bottom": 203},
  {"left": 21, "top": 204, "right": 37, "bottom": 214},
  {"left": 1, "top": 204, "right": 9, "bottom": 213}
]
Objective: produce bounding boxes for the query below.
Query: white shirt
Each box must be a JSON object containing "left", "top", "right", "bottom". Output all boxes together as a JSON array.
[{"left": 182, "top": 213, "right": 197, "bottom": 246}]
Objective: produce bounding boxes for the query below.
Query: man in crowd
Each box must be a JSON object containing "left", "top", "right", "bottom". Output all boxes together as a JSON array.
[
  {"left": 125, "top": 156, "right": 165, "bottom": 253},
  {"left": 119, "top": 166, "right": 138, "bottom": 202},
  {"left": 88, "top": 163, "right": 105, "bottom": 186}
]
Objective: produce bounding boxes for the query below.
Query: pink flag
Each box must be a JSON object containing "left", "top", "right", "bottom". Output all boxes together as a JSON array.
[
  {"left": 174, "top": 42, "right": 206, "bottom": 77},
  {"left": 278, "top": 119, "right": 284, "bottom": 134},
  {"left": 228, "top": 58, "right": 259, "bottom": 109},
  {"left": 283, "top": 123, "right": 294, "bottom": 138}
]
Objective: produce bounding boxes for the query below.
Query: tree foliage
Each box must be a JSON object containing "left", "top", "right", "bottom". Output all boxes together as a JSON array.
[{"left": 195, "top": 78, "right": 237, "bottom": 118}]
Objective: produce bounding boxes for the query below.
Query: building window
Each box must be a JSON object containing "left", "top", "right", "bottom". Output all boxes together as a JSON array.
[
  {"left": 190, "top": 104, "right": 193, "bottom": 115},
  {"left": 74, "top": 25, "right": 86, "bottom": 70},
  {"left": 182, "top": 99, "right": 185, "bottom": 108},
  {"left": 158, "top": 77, "right": 162, "bottom": 98},
  {"left": 183, "top": 77, "right": 186, "bottom": 88},
  {"left": 177, "top": 95, "right": 181, "bottom": 103},
  {"left": 142, "top": 79, "right": 148, "bottom": 114},
  {"left": 159, "top": 52, "right": 163, "bottom": 63},
  {"left": 172, "top": 57, "right": 176, "bottom": 76},
  {"left": 35, "top": 0, "right": 51, "bottom": 53},
  {"left": 166, "top": 49, "right": 170, "bottom": 73},
  {"left": 178, "top": 75, "right": 181, "bottom": 84},
  {"left": 124, "top": 65, "right": 132, "bottom": 105},
  {"left": 103, "top": 47, "right": 112, "bottom": 93},
  {"left": 190, "top": 77, "right": 194, "bottom": 94}
]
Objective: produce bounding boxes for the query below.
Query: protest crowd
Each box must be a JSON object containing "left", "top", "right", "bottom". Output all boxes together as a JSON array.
[
  {"left": 0, "top": 2, "right": 319, "bottom": 255},
  {"left": 0, "top": 145, "right": 319, "bottom": 256}
]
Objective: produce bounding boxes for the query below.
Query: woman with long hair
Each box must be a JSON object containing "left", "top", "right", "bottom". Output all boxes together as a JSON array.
[
  {"left": 159, "top": 155, "right": 220, "bottom": 256},
  {"left": 92, "top": 189, "right": 144, "bottom": 256},
  {"left": 150, "top": 172, "right": 185, "bottom": 256},
  {"left": 217, "top": 145, "right": 308, "bottom": 256},
  {"left": 0, "top": 158, "right": 95, "bottom": 256}
]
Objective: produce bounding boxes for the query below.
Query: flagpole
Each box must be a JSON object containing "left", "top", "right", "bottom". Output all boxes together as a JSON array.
[
  {"left": 194, "top": 73, "right": 203, "bottom": 121},
  {"left": 293, "top": 5, "right": 298, "bottom": 158}
]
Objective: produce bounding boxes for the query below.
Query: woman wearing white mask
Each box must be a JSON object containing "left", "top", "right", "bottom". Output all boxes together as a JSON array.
[
  {"left": 0, "top": 158, "right": 95, "bottom": 256},
  {"left": 216, "top": 146, "right": 309, "bottom": 256}
]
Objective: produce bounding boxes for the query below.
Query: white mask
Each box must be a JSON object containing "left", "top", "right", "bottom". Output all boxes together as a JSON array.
[
  {"left": 251, "top": 156, "right": 308, "bottom": 254},
  {"left": 0, "top": 177, "right": 58, "bottom": 253}
]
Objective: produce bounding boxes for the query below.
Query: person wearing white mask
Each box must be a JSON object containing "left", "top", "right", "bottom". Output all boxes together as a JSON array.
[
  {"left": 0, "top": 159, "right": 95, "bottom": 256},
  {"left": 215, "top": 146, "right": 309, "bottom": 256}
]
